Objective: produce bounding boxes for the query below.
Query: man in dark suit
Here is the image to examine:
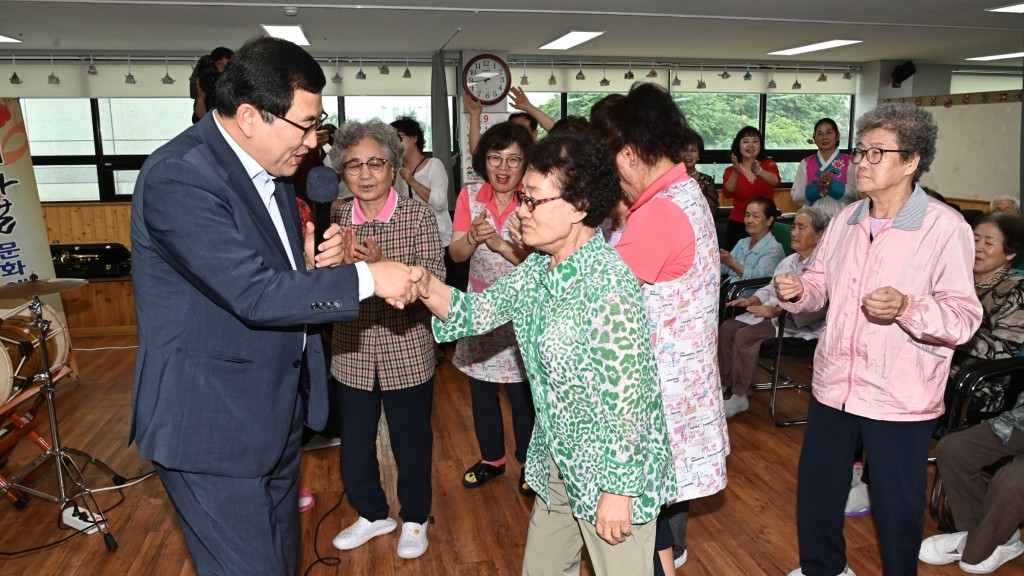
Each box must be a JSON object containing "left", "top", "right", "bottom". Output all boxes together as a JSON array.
[{"left": 129, "top": 37, "right": 421, "bottom": 575}]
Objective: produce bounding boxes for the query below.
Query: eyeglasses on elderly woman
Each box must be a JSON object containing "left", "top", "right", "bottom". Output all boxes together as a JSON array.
[
  {"left": 516, "top": 191, "right": 563, "bottom": 212},
  {"left": 342, "top": 157, "right": 388, "bottom": 175},
  {"left": 850, "top": 147, "right": 909, "bottom": 165}
]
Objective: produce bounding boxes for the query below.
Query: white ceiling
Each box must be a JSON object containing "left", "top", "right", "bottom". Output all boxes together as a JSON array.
[{"left": 1, "top": 0, "right": 1023, "bottom": 70}]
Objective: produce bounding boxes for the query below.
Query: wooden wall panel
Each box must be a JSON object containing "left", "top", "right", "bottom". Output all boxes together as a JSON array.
[{"left": 41, "top": 202, "right": 132, "bottom": 247}]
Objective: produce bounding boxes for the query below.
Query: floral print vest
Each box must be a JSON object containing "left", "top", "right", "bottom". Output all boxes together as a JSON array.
[
  {"left": 643, "top": 178, "right": 731, "bottom": 502},
  {"left": 452, "top": 183, "right": 528, "bottom": 383}
]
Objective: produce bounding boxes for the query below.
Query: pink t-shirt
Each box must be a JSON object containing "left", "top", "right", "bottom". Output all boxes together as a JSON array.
[
  {"left": 453, "top": 182, "right": 520, "bottom": 233},
  {"left": 616, "top": 163, "right": 696, "bottom": 284}
]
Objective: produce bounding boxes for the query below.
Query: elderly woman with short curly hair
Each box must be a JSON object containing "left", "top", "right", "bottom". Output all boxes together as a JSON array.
[
  {"left": 327, "top": 119, "right": 446, "bottom": 560},
  {"left": 775, "top": 103, "right": 983, "bottom": 576}
]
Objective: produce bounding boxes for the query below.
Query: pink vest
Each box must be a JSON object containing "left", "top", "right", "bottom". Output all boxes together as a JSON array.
[{"left": 805, "top": 152, "right": 851, "bottom": 187}]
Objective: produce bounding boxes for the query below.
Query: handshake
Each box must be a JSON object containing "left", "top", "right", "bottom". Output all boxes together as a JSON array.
[{"left": 368, "top": 262, "right": 433, "bottom": 309}]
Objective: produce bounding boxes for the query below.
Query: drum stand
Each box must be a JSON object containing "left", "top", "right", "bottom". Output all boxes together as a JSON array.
[{"left": 0, "top": 296, "right": 121, "bottom": 551}]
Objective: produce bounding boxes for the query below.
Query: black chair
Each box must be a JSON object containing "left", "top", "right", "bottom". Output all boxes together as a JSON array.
[
  {"left": 928, "top": 357, "right": 1024, "bottom": 532},
  {"left": 720, "top": 278, "right": 818, "bottom": 425},
  {"left": 752, "top": 309, "right": 818, "bottom": 427}
]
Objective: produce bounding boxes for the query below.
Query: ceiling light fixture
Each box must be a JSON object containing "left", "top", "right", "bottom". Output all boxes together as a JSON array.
[
  {"left": 671, "top": 65, "right": 681, "bottom": 87},
  {"left": 843, "top": 67, "right": 853, "bottom": 80},
  {"left": 719, "top": 65, "right": 731, "bottom": 80},
  {"left": 966, "top": 51, "right": 1024, "bottom": 61},
  {"left": 402, "top": 58, "right": 412, "bottom": 79},
  {"left": 548, "top": 59, "right": 557, "bottom": 86},
  {"left": 355, "top": 58, "right": 366, "bottom": 80},
  {"left": 538, "top": 30, "right": 605, "bottom": 50},
  {"left": 8, "top": 55, "right": 21, "bottom": 85},
  {"left": 261, "top": 25, "right": 310, "bottom": 46},
  {"left": 697, "top": 62, "right": 706, "bottom": 89},
  {"left": 624, "top": 60, "right": 634, "bottom": 80},
  {"left": 599, "top": 63, "right": 610, "bottom": 87},
  {"left": 0, "top": 34, "right": 21, "bottom": 44},
  {"left": 125, "top": 56, "right": 136, "bottom": 85},
  {"left": 817, "top": 65, "right": 828, "bottom": 82},
  {"left": 520, "top": 59, "right": 530, "bottom": 86},
  {"left": 792, "top": 66, "right": 802, "bottom": 90},
  {"left": 769, "top": 39, "right": 862, "bottom": 56},
  {"left": 47, "top": 55, "right": 60, "bottom": 85},
  {"left": 767, "top": 67, "right": 777, "bottom": 89},
  {"left": 332, "top": 57, "right": 343, "bottom": 84},
  {"left": 161, "top": 57, "right": 175, "bottom": 85},
  {"left": 987, "top": 2, "right": 1024, "bottom": 12},
  {"left": 646, "top": 60, "right": 657, "bottom": 78},
  {"left": 575, "top": 60, "right": 585, "bottom": 81},
  {"left": 379, "top": 60, "right": 390, "bottom": 75},
  {"left": 87, "top": 55, "right": 98, "bottom": 76}
]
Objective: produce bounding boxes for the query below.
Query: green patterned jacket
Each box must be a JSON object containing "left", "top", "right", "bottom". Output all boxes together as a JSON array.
[{"left": 434, "top": 233, "right": 676, "bottom": 524}]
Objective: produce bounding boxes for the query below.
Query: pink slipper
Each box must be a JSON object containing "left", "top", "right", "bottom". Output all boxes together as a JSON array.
[{"left": 298, "top": 487, "right": 315, "bottom": 513}]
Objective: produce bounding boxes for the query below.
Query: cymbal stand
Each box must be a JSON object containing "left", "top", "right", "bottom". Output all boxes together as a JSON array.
[{"left": 0, "top": 296, "right": 121, "bottom": 551}]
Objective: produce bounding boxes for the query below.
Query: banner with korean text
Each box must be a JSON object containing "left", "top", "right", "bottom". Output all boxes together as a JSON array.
[{"left": 0, "top": 98, "right": 64, "bottom": 314}]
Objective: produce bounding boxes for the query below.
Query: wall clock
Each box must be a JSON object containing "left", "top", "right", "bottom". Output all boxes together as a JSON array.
[{"left": 462, "top": 53, "right": 512, "bottom": 105}]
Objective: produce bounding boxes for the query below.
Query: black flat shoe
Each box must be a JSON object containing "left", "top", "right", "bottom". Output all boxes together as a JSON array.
[{"left": 462, "top": 460, "right": 505, "bottom": 488}]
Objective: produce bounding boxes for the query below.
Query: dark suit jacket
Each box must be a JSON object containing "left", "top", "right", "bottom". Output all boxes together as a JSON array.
[{"left": 130, "top": 113, "right": 361, "bottom": 478}]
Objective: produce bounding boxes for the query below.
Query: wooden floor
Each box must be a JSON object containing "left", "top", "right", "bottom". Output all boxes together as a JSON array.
[{"left": 0, "top": 334, "right": 1017, "bottom": 576}]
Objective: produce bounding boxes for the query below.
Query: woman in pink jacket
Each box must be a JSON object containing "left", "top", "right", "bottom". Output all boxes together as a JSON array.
[{"left": 775, "top": 103, "right": 983, "bottom": 576}]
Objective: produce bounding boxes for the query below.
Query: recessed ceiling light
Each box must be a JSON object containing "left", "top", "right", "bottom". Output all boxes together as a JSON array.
[
  {"left": 261, "top": 25, "right": 310, "bottom": 46},
  {"left": 966, "top": 51, "right": 1024, "bottom": 61},
  {"left": 0, "top": 34, "right": 20, "bottom": 43},
  {"left": 768, "top": 40, "right": 861, "bottom": 56},
  {"left": 539, "top": 31, "right": 604, "bottom": 50},
  {"left": 987, "top": 3, "right": 1024, "bottom": 13}
]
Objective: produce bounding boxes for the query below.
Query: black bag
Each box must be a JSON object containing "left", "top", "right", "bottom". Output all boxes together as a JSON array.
[{"left": 51, "top": 243, "right": 131, "bottom": 279}]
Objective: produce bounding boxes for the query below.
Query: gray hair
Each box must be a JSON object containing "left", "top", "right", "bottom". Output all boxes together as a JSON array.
[
  {"left": 796, "top": 206, "right": 831, "bottom": 234},
  {"left": 990, "top": 195, "right": 1020, "bottom": 212},
  {"left": 329, "top": 119, "right": 403, "bottom": 175},
  {"left": 856, "top": 103, "right": 937, "bottom": 184}
]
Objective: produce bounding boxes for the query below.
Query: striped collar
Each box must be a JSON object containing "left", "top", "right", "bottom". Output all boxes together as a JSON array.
[{"left": 847, "top": 184, "right": 928, "bottom": 231}]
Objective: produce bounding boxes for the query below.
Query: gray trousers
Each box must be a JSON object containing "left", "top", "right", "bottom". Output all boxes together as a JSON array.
[{"left": 937, "top": 422, "right": 1024, "bottom": 564}]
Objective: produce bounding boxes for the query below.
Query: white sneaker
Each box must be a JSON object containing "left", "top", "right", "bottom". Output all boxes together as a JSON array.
[
  {"left": 723, "top": 394, "right": 749, "bottom": 418},
  {"left": 919, "top": 531, "right": 967, "bottom": 565},
  {"left": 396, "top": 521, "right": 428, "bottom": 559},
  {"left": 960, "top": 532, "right": 1024, "bottom": 574},
  {"left": 673, "top": 548, "right": 688, "bottom": 569},
  {"left": 786, "top": 566, "right": 856, "bottom": 576},
  {"left": 332, "top": 517, "right": 397, "bottom": 551},
  {"left": 844, "top": 480, "right": 871, "bottom": 517}
]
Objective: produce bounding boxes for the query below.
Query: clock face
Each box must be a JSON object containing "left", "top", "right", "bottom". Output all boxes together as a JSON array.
[{"left": 462, "top": 54, "right": 512, "bottom": 105}]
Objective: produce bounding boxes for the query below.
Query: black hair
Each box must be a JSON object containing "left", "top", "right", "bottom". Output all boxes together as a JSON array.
[
  {"left": 976, "top": 210, "right": 1024, "bottom": 260},
  {"left": 814, "top": 117, "right": 840, "bottom": 137},
  {"left": 549, "top": 115, "right": 591, "bottom": 135},
  {"left": 390, "top": 117, "right": 426, "bottom": 152},
  {"left": 590, "top": 82, "right": 696, "bottom": 165},
  {"left": 730, "top": 126, "right": 767, "bottom": 161},
  {"left": 508, "top": 112, "right": 539, "bottom": 132},
  {"left": 210, "top": 47, "right": 234, "bottom": 61},
  {"left": 747, "top": 196, "right": 780, "bottom": 227},
  {"left": 525, "top": 131, "right": 620, "bottom": 228},
  {"left": 471, "top": 122, "right": 534, "bottom": 177},
  {"left": 215, "top": 37, "right": 325, "bottom": 119},
  {"left": 683, "top": 131, "right": 705, "bottom": 155}
]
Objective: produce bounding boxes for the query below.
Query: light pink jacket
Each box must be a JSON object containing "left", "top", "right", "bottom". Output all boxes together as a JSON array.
[{"left": 781, "top": 186, "right": 982, "bottom": 421}]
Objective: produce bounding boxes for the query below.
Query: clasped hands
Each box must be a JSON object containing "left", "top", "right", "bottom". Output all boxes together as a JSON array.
[{"left": 773, "top": 272, "right": 908, "bottom": 320}]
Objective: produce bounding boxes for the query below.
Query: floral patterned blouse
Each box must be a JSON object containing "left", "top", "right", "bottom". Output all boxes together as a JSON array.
[{"left": 433, "top": 233, "right": 675, "bottom": 524}]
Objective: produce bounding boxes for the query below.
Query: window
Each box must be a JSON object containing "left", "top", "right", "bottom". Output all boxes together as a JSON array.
[
  {"left": 22, "top": 99, "right": 95, "bottom": 156},
  {"left": 343, "top": 96, "right": 453, "bottom": 152},
  {"left": 675, "top": 93, "right": 760, "bottom": 150},
  {"left": 34, "top": 166, "right": 100, "bottom": 202},
  {"left": 98, "top": 98, "right": 193, "bottom": 155},
  {"left": 764, "top": 94, "right": 853, "bottom": 151},
  {"left": 565, "top": 92, "right": 610, "bottom": 120}
]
